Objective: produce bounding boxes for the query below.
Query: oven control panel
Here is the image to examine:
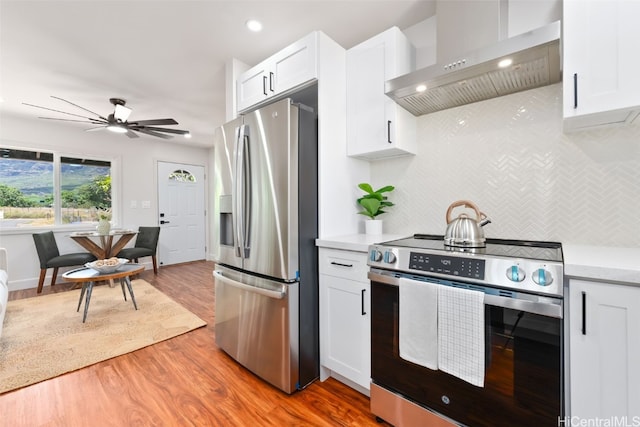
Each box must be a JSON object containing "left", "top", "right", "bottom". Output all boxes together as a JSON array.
[
  {"left": 368, "top": 246, "right": 564, "bottom": 297},
  {"left": 409, "top": 252, "right": 485, "bottom": 280}
]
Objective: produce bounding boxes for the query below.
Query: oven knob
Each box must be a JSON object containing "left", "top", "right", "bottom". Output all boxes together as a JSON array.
[
  {"left": 383, "top": 251, "right": 396, "bottom": 264},
  {"left": 506, "top": 265, "right": 526, "bottom": 282},
  {"left": 369, "top": 249, "right": 382, "bottom": 263},
  {"left": 532, "top": 268, "right": 553, "bottom": 286}
]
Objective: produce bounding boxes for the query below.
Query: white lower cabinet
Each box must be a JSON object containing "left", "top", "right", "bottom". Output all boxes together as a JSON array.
[
  {"left": 568, "top": 279, "right": 640, "bottom": 420},
  {"left": 319, "top": 248, "right": 370, "bottom": 394}
]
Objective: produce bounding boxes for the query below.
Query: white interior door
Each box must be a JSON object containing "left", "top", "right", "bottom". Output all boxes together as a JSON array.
[{"left": 157, "top": 161, "right": 206, "bottom": 266}]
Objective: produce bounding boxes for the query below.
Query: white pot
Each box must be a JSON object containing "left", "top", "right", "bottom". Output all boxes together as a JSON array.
[
  {"left": 365, "top": 219, "right": 383, "bottom": 235},
  {"left": 96, "top": 219, "right": 111, "bottom": 235}
]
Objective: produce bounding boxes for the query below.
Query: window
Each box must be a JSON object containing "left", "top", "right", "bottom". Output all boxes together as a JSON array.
[
  {"left": 168, "top": 169, "right": 196, "bottom": 183},
  {"left": 0, "top": 147, "right": 112, "bottom": 228}
]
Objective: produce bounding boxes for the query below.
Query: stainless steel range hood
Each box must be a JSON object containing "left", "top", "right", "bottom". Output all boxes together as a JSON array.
[{"left": 386, "top": 20, "right": 561, "bottom": 116}]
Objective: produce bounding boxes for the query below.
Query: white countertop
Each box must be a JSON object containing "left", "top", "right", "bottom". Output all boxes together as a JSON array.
[
  {"left": 315, "top": 233, "right": 407, "bottom": 253},
  {"left": 563, "top": 243, "right": 640, "bottom": 285}
]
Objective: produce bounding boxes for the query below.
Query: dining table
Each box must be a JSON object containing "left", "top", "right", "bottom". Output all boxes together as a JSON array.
[{"left": 69, "top": 229, "right": 138, "bottom": 260}]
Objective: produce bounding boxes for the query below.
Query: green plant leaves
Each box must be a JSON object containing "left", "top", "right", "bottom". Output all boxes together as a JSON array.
[
  {"left": 356, "top": 182, "right": 394, "bottom": 219},
  {"left": 358, "top": 182, "right": 374, "bottom": 194},
  {"left": 357, "top": 198, "right": 381, "bottom": 219}
]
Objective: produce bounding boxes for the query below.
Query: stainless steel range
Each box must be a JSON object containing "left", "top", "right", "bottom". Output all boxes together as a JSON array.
[{"left": 368, "top": 234, "right": 564, "bottom": 427}]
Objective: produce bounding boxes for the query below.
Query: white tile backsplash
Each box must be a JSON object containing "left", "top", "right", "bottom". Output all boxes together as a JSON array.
[{"left": 372, "top": 83, "right": 640, "bottom": 246}]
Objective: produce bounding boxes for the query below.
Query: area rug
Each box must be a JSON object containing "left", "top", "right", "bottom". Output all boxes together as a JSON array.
[{"left": 0, "top": 279, "right": 206, "bottom": 394}]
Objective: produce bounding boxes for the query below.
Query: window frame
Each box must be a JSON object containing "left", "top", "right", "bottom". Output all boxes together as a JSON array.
[{"left": 0, "top": 145, "right": 120, "bottom": 235}]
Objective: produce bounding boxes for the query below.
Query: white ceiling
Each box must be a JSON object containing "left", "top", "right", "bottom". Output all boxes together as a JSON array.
[{"left": 0, "top": 0, "right": 436, "bottom": 148}]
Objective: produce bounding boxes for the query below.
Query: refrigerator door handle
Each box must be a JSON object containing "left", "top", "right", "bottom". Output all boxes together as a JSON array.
[
  {"left": 242, "top": 126, "right": 252, "bottom": 257},
  {"left": 213, "top": 270, "right": 286, "bottom": 300},
  {"left": 234, "top": 125, "right": 244, "bottom": 258},
  {"left": 235, "top": 124, "right": 252, "bottom": 259}
]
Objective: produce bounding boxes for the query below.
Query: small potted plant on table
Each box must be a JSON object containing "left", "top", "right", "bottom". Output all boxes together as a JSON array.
[
  {"left": 95, "top": 209, "right": 112, "bottom": 235},
  {"left": 356, "top": 183, "right": 395, "bottom": 235}
]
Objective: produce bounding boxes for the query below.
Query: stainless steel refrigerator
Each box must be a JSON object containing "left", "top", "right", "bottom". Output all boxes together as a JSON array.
[{"left": 212, "top": 98, "right": 319, "bottom": 393}]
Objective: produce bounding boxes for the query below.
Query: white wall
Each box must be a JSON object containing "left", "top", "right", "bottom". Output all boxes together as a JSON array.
[
  {"left": 371, "top": 83, "right": 640, "bottom": 247},
  {"left": 0, "top": 114, "right": 210, "bottom": 290}
]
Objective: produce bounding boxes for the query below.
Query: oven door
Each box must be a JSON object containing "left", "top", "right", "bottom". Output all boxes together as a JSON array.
[{"left": 370, "top": 271, "right": 564, "bottom": 427}]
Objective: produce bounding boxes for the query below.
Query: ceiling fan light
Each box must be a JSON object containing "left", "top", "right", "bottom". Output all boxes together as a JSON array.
[
  {"left": 107, "top": 124, "right": 127, "bottom": 134},
  {"left": 184, "top": 132, "right": 192, "bottom": 139},
  {"left": 114, "top": 104, "right": 132, "bottom": 121}
]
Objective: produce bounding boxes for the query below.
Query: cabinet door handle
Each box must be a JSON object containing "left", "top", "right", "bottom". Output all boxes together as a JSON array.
[
  {"left": 581, "top": 291, "right": 586, "bottom": 335},
  {"left": 263, "top": 75, "right": 268, "bottom": 96},
  {"left": 269, "top": 72, "right": 274, "bottom": 92},
  {"left": 330, "top": 261, "right": 353, "bottom": 268},
  {"left": 361, "top": 289, "right": 366, "bottom": 316},
  {"left": 573, "top": 73, "right": 578, "bottom": 109},
  {"left": 387, "top": 120, "right": 392, "bottom": 144}
]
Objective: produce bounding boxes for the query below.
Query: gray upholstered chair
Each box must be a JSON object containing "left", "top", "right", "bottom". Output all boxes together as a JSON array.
[
  {"left": 116, "top": 226, "right": 160, "bottom": 274},
  {"left": 32, "top": 231, "right": 96, "bottom": 294}
]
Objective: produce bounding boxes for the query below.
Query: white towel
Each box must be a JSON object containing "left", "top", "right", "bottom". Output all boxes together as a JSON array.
[
  {"left": 398, "top": 278, "right": 438, "bottom": 370},
  {"left": 437, "top": 285, "right": 485, "bottom": 387}
]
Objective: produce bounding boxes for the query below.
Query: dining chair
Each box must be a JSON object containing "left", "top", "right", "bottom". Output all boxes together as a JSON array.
[
  {"left": 32, "top": 231, "right": 97, "bottom": 294},
  {"left": 116, "top": 226, "right": 161, "bottom": 274}
]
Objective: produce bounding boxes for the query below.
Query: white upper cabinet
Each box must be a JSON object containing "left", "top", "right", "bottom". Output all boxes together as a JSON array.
[
  {"left": 237, "top": 32, "right": 318, "bottom": 113},
  {"left": 346, "top": 27, "right": 416, "bottom": 160},
  {"left": 563, "top": 0, "right": 640, "bottom": 132}
]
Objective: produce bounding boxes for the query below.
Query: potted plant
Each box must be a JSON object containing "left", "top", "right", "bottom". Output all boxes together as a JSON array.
[
  {"left": 356, "top": 183, "right": 395, "bottom": 235},
  {"left": 95, "top": 209, "right": 112, "bottom": 235}
]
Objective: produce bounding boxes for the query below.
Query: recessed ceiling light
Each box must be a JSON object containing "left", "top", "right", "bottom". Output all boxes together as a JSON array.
[{"left": 246, "top": 19, "right": 263, "bottom": 32}]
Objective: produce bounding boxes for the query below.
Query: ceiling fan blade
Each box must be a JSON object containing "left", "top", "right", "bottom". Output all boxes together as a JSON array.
[
  {"left": 133, "top": 128, "right": 173, "bottom": 139},
  {"left": 131, "top": 126, "right": 189, "bottom": 135},
  {"left": 50, "top": 96, "right": 108, "bottom": 121},
  {"left": 125, "top": 129, "right": 140, "bottom": 138},
  {"left": 23, "top": 103, "right": 103, "bottom": 121},
  {"left": 128, "top": 118, "right": 178, "bottom": 126},
  {"left": 37, "top": 116, "right": 105, "bottom": 124},
  {"left": 85, "top": 126, "right": 108, "bottom": 132}
]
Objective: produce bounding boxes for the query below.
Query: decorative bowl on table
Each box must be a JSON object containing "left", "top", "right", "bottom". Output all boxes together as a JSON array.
[{"left": 85, "top": 258, "right": 129, "bottom": 274}]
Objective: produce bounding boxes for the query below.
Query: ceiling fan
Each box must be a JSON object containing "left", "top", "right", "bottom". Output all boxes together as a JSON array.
[{"left": 22, "top": 96, "right": 190, "bottom": 139}]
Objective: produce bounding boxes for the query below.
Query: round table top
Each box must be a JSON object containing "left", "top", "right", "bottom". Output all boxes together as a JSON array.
[{"left": 62, "top": 263, "right": 145, "bottom": 282}]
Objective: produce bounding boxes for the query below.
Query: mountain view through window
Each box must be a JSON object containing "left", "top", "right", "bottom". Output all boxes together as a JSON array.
[{"left": 0, "top": 148, "right": 111, "bottom": 227}]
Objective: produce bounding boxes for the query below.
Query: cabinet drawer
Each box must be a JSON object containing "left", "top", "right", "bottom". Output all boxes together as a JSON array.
[{"left": 319, "top": 248, "right": 369, "bottom": 282}]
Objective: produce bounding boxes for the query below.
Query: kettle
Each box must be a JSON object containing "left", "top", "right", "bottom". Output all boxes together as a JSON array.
[{"left": 444, "top": 200, "right": 491, "bottom": 247}]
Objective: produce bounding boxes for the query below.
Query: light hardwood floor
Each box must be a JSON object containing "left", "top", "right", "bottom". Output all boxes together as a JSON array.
[{"left": 1, "top": 261, "right": 384, "bottom": 426}]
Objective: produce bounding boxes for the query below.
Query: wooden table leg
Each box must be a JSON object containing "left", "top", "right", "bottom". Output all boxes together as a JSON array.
[{"left": 70, "top": 236, "right": 106, "bottom": 259}]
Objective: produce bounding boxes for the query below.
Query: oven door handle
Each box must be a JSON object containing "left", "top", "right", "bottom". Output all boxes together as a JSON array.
[
  {"left": 484, "top": 294, "right": 562, "bottom": 319},
  {"left": 368, "top": 271, "right": 563, "bottom": 319}
]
